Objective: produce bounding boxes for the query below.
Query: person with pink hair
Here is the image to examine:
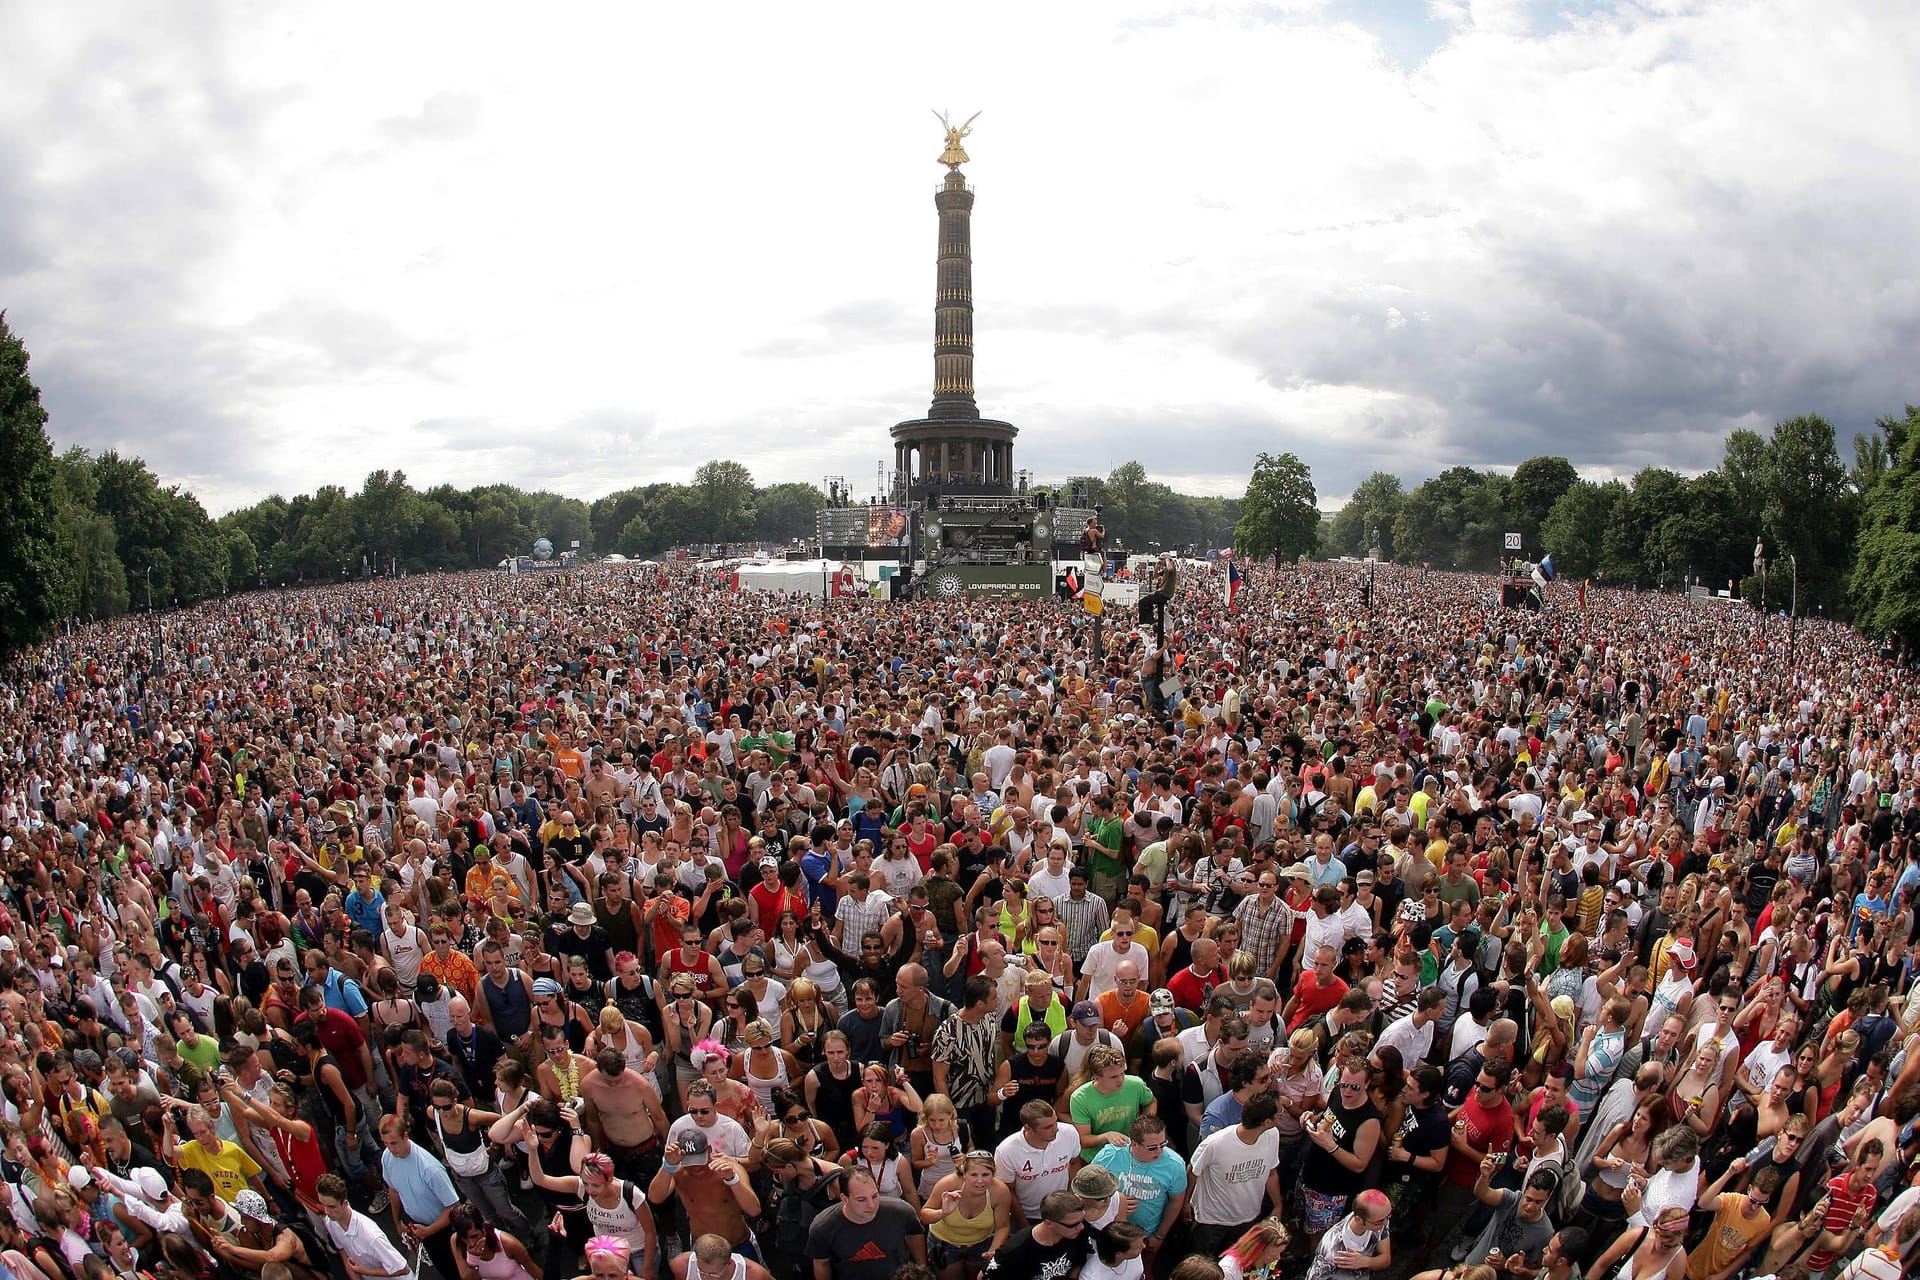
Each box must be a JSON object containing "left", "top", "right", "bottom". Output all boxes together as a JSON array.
[{"left": 1305, "top": 1190, "right": 1393, "bottom": 1280}]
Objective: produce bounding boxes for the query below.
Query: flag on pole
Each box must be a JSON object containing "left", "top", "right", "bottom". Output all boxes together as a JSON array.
[
  {"left": 1225, "top": 560, "right": 1243, "bottom": 610},
  {"left": 1578, "top": 578, "right": 1588, "bottom": 609},
  {"left": 1064, "top": 566, "right": 1082, "bottom": 598}
]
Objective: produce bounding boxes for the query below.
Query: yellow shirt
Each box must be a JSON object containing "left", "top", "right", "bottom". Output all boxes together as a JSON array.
[
  {"left": 1102, "top": 922, "right": 1160, "bottom": 956},
  {"left": 177, "top": 1138, "right": 261, "bottom": 1203},
  {"left": 1425, "top": 837, "right": 1450, "bottom": 872},
  {"left": 1410, "top": 791, "right": 1432, "bottom": 827}
]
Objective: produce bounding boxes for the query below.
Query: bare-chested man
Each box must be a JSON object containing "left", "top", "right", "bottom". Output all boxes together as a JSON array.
[{"left": 580, "top": 1047, "right": 671, "bottom": 1186}]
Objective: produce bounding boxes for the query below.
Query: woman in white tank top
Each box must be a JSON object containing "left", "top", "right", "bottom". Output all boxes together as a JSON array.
[
  {"left": 590, "top": 1007, "right": 657, "bottom": 1075},
  {"left": 736, "top": 1020, "right": 798, "bottom": 1114},
  {"left": 575, "top": 1154, "right": 658, "bottom": 1275}
]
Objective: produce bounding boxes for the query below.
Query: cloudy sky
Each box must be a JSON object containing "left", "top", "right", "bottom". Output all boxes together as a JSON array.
[{"left": 2, "top": 1, "right": 1914, "bottom": 514}]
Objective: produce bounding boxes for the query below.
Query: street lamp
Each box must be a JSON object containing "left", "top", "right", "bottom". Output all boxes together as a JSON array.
[{"left": 1785, "top": 554, "right": 1799, "bottom": 670}]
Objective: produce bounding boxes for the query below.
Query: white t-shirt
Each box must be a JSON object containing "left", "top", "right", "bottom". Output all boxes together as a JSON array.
[
  {"left": 1029, "top": 864, "right": 1073, "bottom": 902},
  {"left": 665, "top": 1113, "right": 750, "bottom": 1159},
  {"left": 1084, "top": 1255, "right": 1144, "bottom": 1280},
  {"left": 1080, "top": 941, "right": 1148, "bottom": 1001},
  {"left": 994, "top": 1126, "right": 1081, "bottom": 1220},
  {"left": 1189, "top": 1124, "right": 1280, "bottom": 1226},
  {"left": 1741, "top": 1041, "right": 1792, "bottom": 1093}
]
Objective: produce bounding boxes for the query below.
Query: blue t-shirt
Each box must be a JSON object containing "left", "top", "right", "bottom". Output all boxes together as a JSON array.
[
  {"left": 1092, "top": 1143, "right": 1188, "bottom": 1235},
  {"left": 1199, "top": 1091, "right": 1243, "bottom": 1140},
  {"left": 1851, "top": 892, "right": 1889, "bottom": 939},
  {"left": 344, "top": 889, "right": 386, "bottom": 938}
]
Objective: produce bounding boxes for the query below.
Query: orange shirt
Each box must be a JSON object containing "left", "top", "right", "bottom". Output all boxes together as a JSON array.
[
  {"left": 1097, "top": 988, "right": 1152, "bottom": 1037},
  {"left": 421, "top": 948, "right": 480, "bottom": 1002}
]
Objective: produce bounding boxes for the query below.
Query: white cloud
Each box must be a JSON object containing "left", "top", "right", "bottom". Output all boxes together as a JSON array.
[{"left": 0, "top": 0, "right": 1913, "bottom": 514}]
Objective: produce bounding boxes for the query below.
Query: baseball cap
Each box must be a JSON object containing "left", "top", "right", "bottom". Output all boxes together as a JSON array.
[
  {"left": 1668, "top": 941, "right": 1696, "bottom": 969},
  {"left": 1149, "top": 989, "right": 1176, "bottom": 1016},
  {"left": 1070, "top": 1001, "right": 1101, "bottom": 1026},
  {"left": 677, "top": 1129, "right": 711, "bottom": 1157},
  {"left": 133, "top": 1168, "right": 169, "bottom": 1201}
]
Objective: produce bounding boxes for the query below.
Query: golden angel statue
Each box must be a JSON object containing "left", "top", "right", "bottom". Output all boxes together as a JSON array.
[{"left": 934, "top": 109, "right": 980, "bottom": 169}]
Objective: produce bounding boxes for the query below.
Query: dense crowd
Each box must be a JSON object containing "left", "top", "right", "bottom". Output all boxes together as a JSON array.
[{"left": 0, "top": 557, "right": 1914, "bottom": 1280}]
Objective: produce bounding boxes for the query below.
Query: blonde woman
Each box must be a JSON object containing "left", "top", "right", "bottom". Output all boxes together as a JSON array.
[
  {"left": 908, "top": 1094, "right": 971, "bottom": 1201},
  {"left": 734, "top": 1019, "right": 801, "bottom": 1115},
  {"left": 1589, "top": 1204, "right": 1690, "bottom": 1280},
  {"left": 919, "top": 1150, "right": 1011, "bottom": 1280},
  {"left": 1667, "top": 1042, "right": 1725, "bottom": 1138},
  {"left": 781, "top": 977, "right": 832, "bottom": 1067},
  {"left": 589, "top": 1006, "right": 658, "bottom": 1077}
]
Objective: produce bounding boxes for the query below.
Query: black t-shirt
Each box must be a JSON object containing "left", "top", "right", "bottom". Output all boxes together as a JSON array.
[
  {"left": 984, "top": 1227, "right": 1087, "bottom": 1280},
  {"left": 1387, "top": 1101, "right": 1449, "bottom": 1187},
  {"left": 804, "top": 1199, "right": 922, "bottom": 1280},
  {"left": 998, "top": 1049, "right": 1065, "bottom": 1120}
]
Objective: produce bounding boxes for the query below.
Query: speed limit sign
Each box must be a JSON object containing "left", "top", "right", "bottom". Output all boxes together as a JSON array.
[{"left": 1504, "top": 532, "right": 1523, "bottom": 551}]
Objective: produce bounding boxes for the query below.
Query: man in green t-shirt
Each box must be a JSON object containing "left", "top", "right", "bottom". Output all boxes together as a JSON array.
[
  {"left": 1086, "top": 794, "right": 1127, "bottom": 903},
  {"left": 1068, "top": 1045, "right": 1155, "bottom": 1158}
]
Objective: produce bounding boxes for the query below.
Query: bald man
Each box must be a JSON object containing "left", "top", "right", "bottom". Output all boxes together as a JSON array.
[{"left": 878, "top": 964, "right": 952, "bottom": 1096}]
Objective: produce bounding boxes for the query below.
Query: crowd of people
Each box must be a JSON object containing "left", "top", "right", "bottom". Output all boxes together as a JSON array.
[{"left": 0, "top": 555, "right": 1914, "bottom": 1280}]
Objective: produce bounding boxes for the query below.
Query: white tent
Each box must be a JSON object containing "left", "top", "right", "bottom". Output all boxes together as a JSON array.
[{"left": 733, "top": 558, "right": 857, "bottom": 600}]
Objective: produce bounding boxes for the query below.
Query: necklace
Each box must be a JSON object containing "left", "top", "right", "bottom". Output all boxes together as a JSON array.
[{"left": 554, "top": 1055, "right": 581, "bottom": 1101}]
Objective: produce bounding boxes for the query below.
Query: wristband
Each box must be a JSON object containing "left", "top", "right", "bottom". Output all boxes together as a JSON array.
[{"left": 661, "top": 1162, "right": 680, "bottom": 1175}]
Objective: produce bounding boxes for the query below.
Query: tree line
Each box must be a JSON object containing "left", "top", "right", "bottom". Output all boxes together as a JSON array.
[
  {"left": 0, "top": 314, "right": 1244, "bottom": 655},
  {"left": 1323, "top": 405, "right": 1920, "bottom": 639}
]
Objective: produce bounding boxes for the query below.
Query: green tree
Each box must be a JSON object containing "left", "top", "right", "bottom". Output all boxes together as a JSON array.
[
  {"left": 1538, "top": 479, "right": 1626, "bottom": 580},
  {"left": 1599, "top": 467, "right": 1687, "bottom": 586},
  {"left": 1760, "top": 414, "right": 1853, "bottom": 613},
  {"left": 1391, "top": 467, "right": 1510, "bottom": 570},
  {"left": 1722, "top": 429, "right": 1769, "bottom": 520},
  {"left": 693, "top": 460, "right": 756, "bottom": 544},
  {"left": 617, "top": 512, "right": 656, "bottom": 556},
  {"left": 1850, "top": 405, "right": 1920, "bottom": 643},
  {"left": 0, "top": 314, "right": 76, "bottom": 653},
  {"left": 223, "top": 527, "right": 259, "bottom": 589},
  {"left": 70, "top": 513, "right": 130, "bottom": 619},
  {"left": 1325, "top": 471, "right": 1404, "bottom": 559},
  {"left": 356, "top": 470, "right": 420, "bottom": 569},
  {"left": 752, "top": 481, "right": 826, "bottom": 542},
  {"left": 533, "top": 492, "right": 593, "bottom": 556},
  {"left": 1508, "top": 456, "right": 1579, "bottom": 546},
  {"left": 1234, "top": 452, "right": 1319, "bottom": 566}
]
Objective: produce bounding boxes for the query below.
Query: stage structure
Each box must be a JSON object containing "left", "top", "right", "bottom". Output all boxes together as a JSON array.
[{"left": 817, "top": 113, "right": 1092, "bottom": 600}]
